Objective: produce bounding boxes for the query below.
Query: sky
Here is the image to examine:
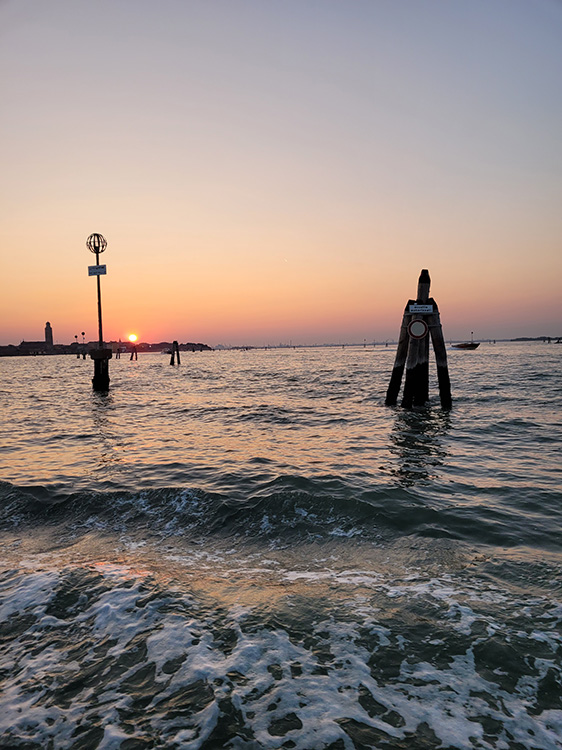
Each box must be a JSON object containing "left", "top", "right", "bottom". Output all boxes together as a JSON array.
[{"left": 1, "top": 0, "right": 561, "bottom": 346}]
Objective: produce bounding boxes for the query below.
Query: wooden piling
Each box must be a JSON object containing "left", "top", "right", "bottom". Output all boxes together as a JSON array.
[
  {"left": 401, "top": 270, "right": 430, "bottom": 408},
  {"left": 401, "top": 327, "right": 429, "bottom": 408},
  {"left": 385, "top": 269, "right": 452, "bottom": 409},
  {"left": 170, "top": 340, "right": 181, "bottom": 365},
  {"left": 428, "top": 303, "right": 452, "bottom": 409},
  {"left": 385, "top": 311, "right": 410, "bottom": 406}
]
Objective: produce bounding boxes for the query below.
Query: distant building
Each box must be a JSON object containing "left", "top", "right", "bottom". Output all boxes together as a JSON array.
[
  {"left": 18, "top": 340, "right": 48, "bottom": 354},
  {"left": 16, "top": 321, "right": 54, "bottom": 354}
]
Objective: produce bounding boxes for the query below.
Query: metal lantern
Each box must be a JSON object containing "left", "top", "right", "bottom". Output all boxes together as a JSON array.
[{"left": 86, "top": 233, "right": 107, "bottom": 255}]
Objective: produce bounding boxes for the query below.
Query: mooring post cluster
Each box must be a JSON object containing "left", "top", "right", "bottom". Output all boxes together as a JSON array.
[
  {"left": 385, "top": 269, "right": 452, "bottom": 409},
  {"left": 170, "top": 341, "right": 181, "bottom": 365}
]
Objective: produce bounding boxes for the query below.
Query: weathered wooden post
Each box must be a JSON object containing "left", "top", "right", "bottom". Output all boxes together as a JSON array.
[
  {"left": 385, "top": 269, "right": 451, "bottom": 409},
  {"left": 86, "top": 234, "right": 112, "bottom": 391},
  {"left": 170, "top": 340, "right": 181, "bottom": 365},
  {"left": 401, "top": 270, "right": 430, "bottom": 408}
]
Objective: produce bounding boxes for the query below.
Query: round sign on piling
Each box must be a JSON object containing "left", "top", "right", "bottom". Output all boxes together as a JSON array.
[{"left": 408, "top": 319, "right": 428, "bottom": 339}]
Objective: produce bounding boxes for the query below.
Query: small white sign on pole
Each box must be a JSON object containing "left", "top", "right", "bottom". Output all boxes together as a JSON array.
[
  {"left": 409, "top": 304, "right": 433, "bottom": 313},
  {"left": 88, "top": 265, "right": 107, "bottom": 276}
]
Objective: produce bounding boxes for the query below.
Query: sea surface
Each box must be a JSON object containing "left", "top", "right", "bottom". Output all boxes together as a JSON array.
[{"left": 0, "top": 343, "right": 561, "bottom": 750}]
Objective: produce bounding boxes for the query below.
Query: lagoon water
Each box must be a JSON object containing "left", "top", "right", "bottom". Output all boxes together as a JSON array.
[{"left": 0, "top": 343, "right": 561, "bottom": 749}]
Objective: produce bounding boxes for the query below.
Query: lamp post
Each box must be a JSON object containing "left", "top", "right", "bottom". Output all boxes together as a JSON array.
[{"left": 86, "top": 233, "right": 112, "bottom": 391}]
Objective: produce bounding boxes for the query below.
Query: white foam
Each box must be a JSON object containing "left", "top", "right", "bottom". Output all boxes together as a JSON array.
[
  {"left": 1, "top": 559, "right": 561, "bottom": 749},
  {"left": 98, "top": 723, "right": 132, "bottom": 750},
  {"left": 0, "top": 569, "right": 58, "bottom": 621}
]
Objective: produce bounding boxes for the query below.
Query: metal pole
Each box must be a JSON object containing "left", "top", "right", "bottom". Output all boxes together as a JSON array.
[
  {"left": 86, "top": 233, "right": 111, "bottom": 391},
  {"left": 95, "top": 249, "right": 103, "bottom": 346}
]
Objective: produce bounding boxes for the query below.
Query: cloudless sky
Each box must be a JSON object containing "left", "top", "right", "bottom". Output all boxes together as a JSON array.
[{"left": 1, "top": 0, "right": 561, "bottom": 346}]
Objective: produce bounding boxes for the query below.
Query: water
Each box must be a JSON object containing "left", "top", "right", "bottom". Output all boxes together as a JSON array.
[{"left": 1, "top": 343, "right": 561, "bottom": 749}]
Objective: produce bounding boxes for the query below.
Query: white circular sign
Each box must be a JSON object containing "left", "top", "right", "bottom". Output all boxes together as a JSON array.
[{"left": 408, "top": 319, "right": 428, "bottom": 339}]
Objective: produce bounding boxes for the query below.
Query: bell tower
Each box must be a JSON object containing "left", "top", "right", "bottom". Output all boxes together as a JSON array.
[{"left": 45, "top": 321, "right": 53, "bottom": 348}]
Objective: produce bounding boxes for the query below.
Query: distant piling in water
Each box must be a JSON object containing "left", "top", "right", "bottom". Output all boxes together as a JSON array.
[
  {"left": 385, "top": 269, "right": 451, "bottom": 409},
  {"left": 170, "top": 341, "right": 181, "bottom": 365}
]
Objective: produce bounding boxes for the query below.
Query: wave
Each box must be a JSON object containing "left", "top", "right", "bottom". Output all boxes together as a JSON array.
[{"left": 1, "top": 478, "right": 560, "bottom": 551}]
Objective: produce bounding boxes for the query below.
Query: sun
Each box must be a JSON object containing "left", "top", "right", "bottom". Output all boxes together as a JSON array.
[{"left": 128, "top": 333, "right": 138, "bottom": 343}]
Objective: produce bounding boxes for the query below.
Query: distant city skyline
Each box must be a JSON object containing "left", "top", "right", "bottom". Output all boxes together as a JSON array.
[
  {"left": 2, "top": 318, "right": 559, "bottom": 353},
  {"left": 1, "top": 1, "right": 561, "bottom": 347}
]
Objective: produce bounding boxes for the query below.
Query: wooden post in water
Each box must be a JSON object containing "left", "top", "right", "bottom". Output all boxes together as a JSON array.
[
  {"left": 170, "top": 340, "right": 181, "bottom": 365},
  {"left": 385, "top": 269, "right": 452, "bottom": 409},
  {"left": 402, "top": 270, "right": 430, "bottom": 408},
  {"left": 428, "top": 306, "right": 451, "bottom": 409}
]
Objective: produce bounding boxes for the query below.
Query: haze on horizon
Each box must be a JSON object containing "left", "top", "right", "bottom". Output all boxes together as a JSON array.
[{"left": 1, "top": 0, "right": 561, "bottom": 348}]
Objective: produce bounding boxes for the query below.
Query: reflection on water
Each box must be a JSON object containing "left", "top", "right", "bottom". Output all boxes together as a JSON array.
[
  {"left": 389, "top": 407, "right": 451, "bottom": 486},
  {"left": 0, "top": 344, "right": 559, "bottom": 502},
  {"left": 90, "top": 390, "right": 123, "bottom": 476}
]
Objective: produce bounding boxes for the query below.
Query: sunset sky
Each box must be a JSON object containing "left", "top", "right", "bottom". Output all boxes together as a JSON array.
[{"left": 1, "top": 0, "right": 561, "bottom": 346}]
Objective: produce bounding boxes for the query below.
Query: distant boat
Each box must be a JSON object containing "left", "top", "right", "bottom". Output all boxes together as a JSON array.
[
  {"left": 452, "top": 341, "right": 480, "bottom": 349},
  {"left": 452, "top": 332, "right": 480, "bottom": 350}
]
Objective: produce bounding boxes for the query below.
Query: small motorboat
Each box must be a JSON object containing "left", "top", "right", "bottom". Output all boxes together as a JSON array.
[
  {"left": 452, "top": 341, "right": 480, "bottom": 349},
  {"left": 452, "top": 332, "right": 480, "bottom": 350}
]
